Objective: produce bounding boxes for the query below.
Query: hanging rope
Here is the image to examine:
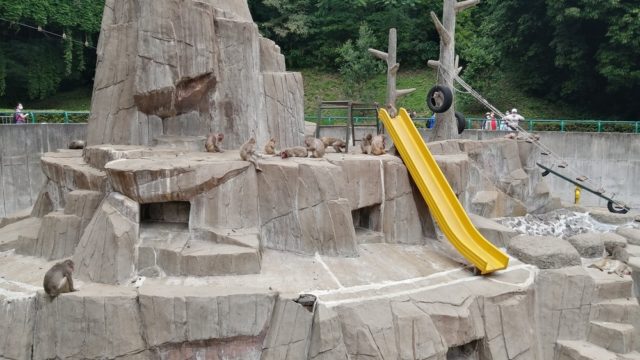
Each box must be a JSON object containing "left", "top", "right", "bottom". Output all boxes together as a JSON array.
[
  {"left": 0, "top": 16, "right": 96, "bottom": 49},
  {"left": 435, "top": 64, "right": 629, "bottom": 210}
]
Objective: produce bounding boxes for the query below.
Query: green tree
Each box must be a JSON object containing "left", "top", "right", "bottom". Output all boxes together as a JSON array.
[
  {"left": 0, "top": 0, "right": 103, "bottom": 102},
  {"left": 337, "top": 23, "right": 385, "bottom": 100}
]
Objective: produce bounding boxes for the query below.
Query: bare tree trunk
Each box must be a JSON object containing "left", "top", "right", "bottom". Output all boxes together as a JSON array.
[
  {"left": 429, "top": 0, "right": 479, "bottom": 142},
  {"left": 369, "top": 28, "right": 415, "bottom": 117}
]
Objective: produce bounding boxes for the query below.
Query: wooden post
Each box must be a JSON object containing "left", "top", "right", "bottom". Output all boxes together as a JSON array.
[
  {"left": 369, "top": 28, "right": 416, "bottom": 118},
  {"left": 429, "top": 0, "right": 479, "bottom": 141}
]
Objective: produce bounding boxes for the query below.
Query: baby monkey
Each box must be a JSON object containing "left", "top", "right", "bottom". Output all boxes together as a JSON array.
[
  {"left": 264, "top": 138, "right": 277, "bottom": 155},
  {"left": 205, "top": 133, "right": 224, "bottom": 153},
  {"left": 280, "top": 146, "right": 308, "bottom": 159},
  {"left": 240, "top": 137, "right": 262, "bottom": 171},
  {"left": 320, "top": 137, "right": 346, "bottom": 153},
  {"left": 43, "top": 259, "right": 76, "bottom": 297}
]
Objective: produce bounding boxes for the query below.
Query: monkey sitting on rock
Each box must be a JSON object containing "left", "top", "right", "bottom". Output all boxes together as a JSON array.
[
  {"left": 305, "top": 137, "right": 325, "bottom": 158},
  {"left": 280, "top": 146, "right": 308, "bottom": 159},
  {"left": 205, "top": 132, "right": 224, "bottom": 153},
  {"left": 370, "top": 135, "right": 386, "bottom": 156},
  {"left": 320, "top": 137, "right": 346, "bottom": 153},
  {"left": 240, "top": 137, "right": 262, "bottom": 171},
  {"left": 360, "top": 134, "right": 373, "bottom": 154},
  {"left": 264, "top": 138, "right": 277, "bottom": 155},
  {"left": 43, "top": 259, "right": 76, "bottom": 297},
  {"left": 68, "top": 140, "right": 86, "bottom": 150}
]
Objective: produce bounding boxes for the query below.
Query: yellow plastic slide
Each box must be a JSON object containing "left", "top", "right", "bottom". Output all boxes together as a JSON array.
[{"left": 379, "top": 108, "right": 509, "bottom": 274}]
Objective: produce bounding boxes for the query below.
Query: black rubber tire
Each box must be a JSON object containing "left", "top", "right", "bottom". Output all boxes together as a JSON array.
[
  {"left": 426, "top": 85, "right": 453, "bottom": 113},
  {"left": 607, "top": 201, "right": 629, "bottom": 214},
  {"left": 455, "top": 111, "right": 466, "bottom": 134}
]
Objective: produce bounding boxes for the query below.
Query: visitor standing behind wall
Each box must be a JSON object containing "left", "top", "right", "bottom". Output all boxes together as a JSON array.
[{"left": 14, "top": 103, "right": 29, "bottom": 124}]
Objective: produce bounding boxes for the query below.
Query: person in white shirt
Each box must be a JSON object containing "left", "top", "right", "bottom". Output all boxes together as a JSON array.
[{"left": 508, "top": 108, "right": 524, "bottom": 130}]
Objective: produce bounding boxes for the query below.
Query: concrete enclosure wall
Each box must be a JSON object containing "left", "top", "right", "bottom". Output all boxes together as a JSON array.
[
  {"left": 318, "top": 126, "right": 640, "bottom": 209},
  {"left": 1, "top": 124, "right": 637, "bottom": 217},
  {"left": 0, "top": 124, "right": 87, "bottom": 217}
]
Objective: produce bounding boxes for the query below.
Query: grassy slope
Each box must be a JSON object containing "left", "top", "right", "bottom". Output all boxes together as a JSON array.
[
  {"left": 300, "top": 68, "right": 587, "bottom": 120},
  {"left": 2, "top": 69, "right": 586, "bottom": 120}
]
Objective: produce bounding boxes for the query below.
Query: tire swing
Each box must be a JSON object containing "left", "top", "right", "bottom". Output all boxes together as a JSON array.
[
  {"left": 455, "top": 111, "right": 466, "bottom": 134},
  {"left": 426, "top": 85, "right": 453, "bottom": 113},
  {"left": 607, "top": 201, "right": 629, "bottom": 214}
]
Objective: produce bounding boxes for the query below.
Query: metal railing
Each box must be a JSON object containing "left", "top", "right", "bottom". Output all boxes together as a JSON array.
[
  {"left": 305, "top": 116, "right": 640, "bottom": 133},
  {"left": 0, "top": 111, "right": 90, "bottom": 124}
]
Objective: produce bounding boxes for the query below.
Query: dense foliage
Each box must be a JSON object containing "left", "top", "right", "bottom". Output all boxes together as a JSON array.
[
  {"left": 1, "top": 0, "right": 638, "bottom": 118},
  {"left": 249, "top": 0, "right": 640, "bottom": 119},
  {"left": 0, "top": 0, "right": 103, "bottom": 103}
]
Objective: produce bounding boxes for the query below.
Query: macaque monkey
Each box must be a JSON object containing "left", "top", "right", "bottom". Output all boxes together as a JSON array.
[
  {"left": 68, "top": 140, "right": 85, "bottom": 149},
  {"left": 240, "top": 137, "right": 262, "bottom": 171},
  {"left": 264, "top": 138, "right": 277, "bottom": 155},
  {"left": 43, "top": 259, "right": 76, "bottom": 297},
  {"left": 205, "top": 133, "right": 224, "bottom": 153},
  {"left": 360, "top": 134, "right": 373, "bottom": 154},
  {"left": 320, "top": 137, "right": 346, "bottom": 153},
  {"left": 280, "top": 147, "right": 308, "bottom": 159},
  {"left": 305, "top": 137, "right": 325, "bottom": 158},
  {"left": 588, "top": 245, "right": 631, "bottom": 277},
  {"left": 386, "top": 104, "right": 398, "bottom": 118},
  {"left": 370, "top": 135, "right": 386, "bottom": 156}
]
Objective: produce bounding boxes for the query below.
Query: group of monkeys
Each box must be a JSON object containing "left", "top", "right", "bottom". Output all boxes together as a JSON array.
[{"left": 204, "top": 132, "right": 387, "bottom": 171}]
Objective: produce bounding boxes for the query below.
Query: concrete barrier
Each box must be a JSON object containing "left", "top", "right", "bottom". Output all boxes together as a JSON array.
[
  {"left": 0, "top": 124, "right": 87, "bottom": 217},
  {"left": 317, "top": 126, "right": 640, "bottom": 209},
  {"left": 0, "top": 124, "right": 636, "bottom": 217}
]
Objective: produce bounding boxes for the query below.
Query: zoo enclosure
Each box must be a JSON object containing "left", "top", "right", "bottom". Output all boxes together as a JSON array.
[
  {"left": 0, "top": 111, "right": 90, "bottom": 124},
  {"left": 306, "top": 116, "right": 640, "bottom": 133}
]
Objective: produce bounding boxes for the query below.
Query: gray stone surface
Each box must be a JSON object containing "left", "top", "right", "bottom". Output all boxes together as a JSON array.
[
  {"left": 568, "top": 233, "right": 606, "bottom": 258},
  {"left": 106, "top": 151, "right": 250, "bottom": 203},
  {"left": 41, "top": 151, "right": 108, "bottom": 192},
  {"left": 0, "top": 207, "right": 32, "bottom": 229},
  {"left": 64, "top": 190, "right": 104, "bottom": 231},
  {"left": 73, "top": 193, "right": 140, "bottom": 285},
  {"left": 30, "top": 211, "right": 82, "bottom": 260},
  {"left": 0, "top": 124, "right": 86, "bottom": 217},
  {"left": 33, "top": 290, "right": 145, "bottom": 359},
  {"left": 0, "top": 217, "right": 41, "bottom": 252},
  {"left": 535, "top": 267, "right": 595, "bottom": 360},
  {"left": 601, "top": 232, "right": 628, "bottom": 254},
  {"left": 88, "top": 0, "right": 303, "bottom": 150},
  {"left": 469, "top": 213, "right": 518, "bottom": 248},
  {"left": 258, "top": 158, "right": 358, "bottom": 257},
  {"left": 308, "top": 305, "right": 349, "bottom": 360},
  {"left": 617, "top": 227, "right": 640, "bottom": 246},
  {"left": 262, "top": 298, "right": 314, "bottom": 359},
  {"left": 508, "top": 235, "right": 582, "bottom": 269}
]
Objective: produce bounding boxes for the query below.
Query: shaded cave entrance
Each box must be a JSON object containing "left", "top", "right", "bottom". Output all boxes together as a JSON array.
[
  {"left": 140, "top": 201, "right": 190, "bottom": 226},
  {"left": 352, "top": 204, "right": 383, "bottom": 243}
]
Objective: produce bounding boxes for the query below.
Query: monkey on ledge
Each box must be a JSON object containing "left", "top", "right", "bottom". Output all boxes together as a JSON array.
[{"left": 43, "top": 259, "right": 76, "bottom": 297}]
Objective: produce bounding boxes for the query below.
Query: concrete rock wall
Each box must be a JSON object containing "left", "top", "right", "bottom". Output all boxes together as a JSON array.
[
  {"left": 88, "top": 0, "right": 305, "bottom": 149},
  {"left": 0, "top": 124, "right": 86, "bottom": 218}
]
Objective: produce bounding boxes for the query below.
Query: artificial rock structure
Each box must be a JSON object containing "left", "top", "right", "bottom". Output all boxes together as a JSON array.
[
  {"left": 1, "top": 1, "right": 640, "bottom": 360},
  {"left": 89, "top": 0, "right": 304, "bottom": 149}
]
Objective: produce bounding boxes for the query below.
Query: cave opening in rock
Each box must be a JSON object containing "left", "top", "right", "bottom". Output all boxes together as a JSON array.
[
  {"left": 140, "top": 201, "right": 190, "bottom": 225},
  {"left": 351, "top": 204, "right": 382, "bottom": 232},
  {"left": 446, "top": 340, "right": 480, "bottom": 360}
]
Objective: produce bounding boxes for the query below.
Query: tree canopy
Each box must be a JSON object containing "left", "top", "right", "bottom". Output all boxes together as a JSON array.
[
  {"left": 1, "top": 0, "right": 638, "bottom": 118},
  {"left": 0, "top": 0, "right": 103, "bottom": 102}
]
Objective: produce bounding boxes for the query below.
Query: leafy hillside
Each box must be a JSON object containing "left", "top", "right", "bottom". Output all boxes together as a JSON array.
[{"left": 300, "top": 69, "right": 588, "bottom": 120}]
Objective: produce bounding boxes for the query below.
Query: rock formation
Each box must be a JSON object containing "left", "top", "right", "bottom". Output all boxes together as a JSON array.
[
  {"left": 1, "top": 1, "right": 639, "bottom": 359},
  {"left": 88, "top": 0, "right": 304, "bottom": 149}
]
